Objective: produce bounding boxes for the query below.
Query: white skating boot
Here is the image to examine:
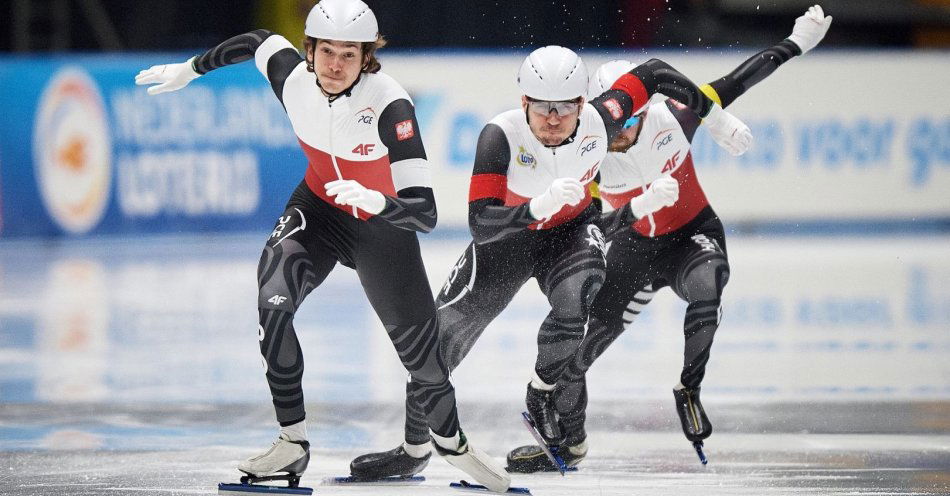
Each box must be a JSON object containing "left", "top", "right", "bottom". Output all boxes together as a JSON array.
[
  {"left": 432, "top": 430, "right": 510, "bottom": 493},
  {"left": 237, "top": 433, "right": 310, "bottom": 487}
]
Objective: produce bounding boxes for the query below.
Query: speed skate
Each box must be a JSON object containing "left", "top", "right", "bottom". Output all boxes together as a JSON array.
[
  {"left": 322, "top": 475, "right": 425, "bottom": 485},
  {"left": 218, "top": 478, "right": 313, "bottom": 495},
  {"left": 450, "top": 480, "right": 533, "bottom": 495},
  {"left": 518, "top": 411, "right": 575, "bottom": 474}
]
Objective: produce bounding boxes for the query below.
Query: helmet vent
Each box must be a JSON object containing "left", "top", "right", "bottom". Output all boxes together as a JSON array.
[
  {"left": 316, "top": 4, "right": 332, "bottom": 22},
  {"left": 348, "top": 9, "right": 369, "bottom": 25},
  {"left": 565, "top": 62, "right": 579, "bottom": 81},
  {"left": 530, "top": 63, "right": 544, "bottom": 80}
]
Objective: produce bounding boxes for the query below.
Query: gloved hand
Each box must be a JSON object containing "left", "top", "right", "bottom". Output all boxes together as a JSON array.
[
  {"left": 135, "top": 56, "right": 202, "bottom": 95},
  {"left": 529, "top": 178, "right": 585, "bottom": 220},
  {"left": 325, "top": 179, "right": 387, "bottom": 215},
  {"left": 630, "top": 176, "right": 679, "bottom": 219},
  {"left": 787, "top": 5, "right": 832, "bottom": 55},
  {"left": 703, "top": 104, "right": 753, "bottom": 156}
]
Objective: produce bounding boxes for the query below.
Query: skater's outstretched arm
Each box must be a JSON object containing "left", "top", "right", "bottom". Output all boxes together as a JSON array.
[
  {"left": 677, "top": 5, "right": 833, "bottom": 140},
  {"left": 589, "top": 58, "right": 751, "bottom": 155},
  {"left": 135, "top": 30, "right": 291, "bottom": 95},
  {"left": 704, "top": 4, "right": 831, "bottom": 111}
]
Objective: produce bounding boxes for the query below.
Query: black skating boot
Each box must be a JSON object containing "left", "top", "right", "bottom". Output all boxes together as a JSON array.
[
  {"left": 349, "top": 444, "right": 430, "bottom": 481},
  {"left": 506, "top": 438, "right": 588, "bottom": 473},
  {"left": 525, "top": 383, "right": 564, "bottom": 446},
  {"left": 673, "top": 386, "right": 712, "bottom": 442}
]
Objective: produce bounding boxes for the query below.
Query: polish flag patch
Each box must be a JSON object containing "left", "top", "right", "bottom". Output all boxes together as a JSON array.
[
  {"left": 603, "top": 98, "right": 623, "bottom": 120},
  {"left": 396, "top": 119, "right": 415, "bottom": 141}
]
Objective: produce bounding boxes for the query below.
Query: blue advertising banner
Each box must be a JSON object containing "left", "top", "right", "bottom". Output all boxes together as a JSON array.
[
  {"left": 2, "top": 51, "right": 948, "bottom": 238},
  {"left": 0, "top": 55, "right": 300, "bottom": 238}
]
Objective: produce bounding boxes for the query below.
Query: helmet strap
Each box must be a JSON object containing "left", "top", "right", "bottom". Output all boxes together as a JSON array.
[{"left": 315, "top": 72, "right": 363, "bottom": 102}]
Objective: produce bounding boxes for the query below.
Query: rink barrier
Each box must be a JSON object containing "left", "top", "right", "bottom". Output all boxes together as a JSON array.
[{"left": 0, "top": 51, "right": 947, "bottom": 238}]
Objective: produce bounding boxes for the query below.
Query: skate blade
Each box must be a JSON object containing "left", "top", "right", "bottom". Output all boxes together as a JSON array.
[
  {"left": 218, "top": 482, "right": 313, "bottom": 495},
  {"left": 322, "top": 475, "right": 425, "bottom": 485},
  {"left": 451, "top": 480, "right": 532, "bottom": 494},
  {"left": 693, "top": 441, "right": 708, "bottom": 465},
  {"left": 519, "top": 411, "right": 568, "bottom": 475}
]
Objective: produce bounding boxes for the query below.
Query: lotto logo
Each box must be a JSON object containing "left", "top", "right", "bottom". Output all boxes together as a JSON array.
[
  {"left": 396, "top": 119, "right": 415, "bottom": 141},
  {"left": 603, "top": 98, "right": 623, "bottom": 120}
]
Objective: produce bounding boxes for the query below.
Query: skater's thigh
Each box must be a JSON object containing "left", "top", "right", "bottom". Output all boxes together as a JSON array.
[
  {"left": 589, "top": 234, "right": 659, "bottom": 326},
  {"left": 436, "top": 240, "right": 533, "bottom": 368},
  {"left": 669, "top": 229, "right": 729, "bottom": 303},
  {"left": 354, "top": 224, "right": 436, "bottom": 325},
  {"left": 258, "top": 205, "right": 338, "bottom": 311},
  {"left": 535, "top": 223, "right": 607, "bottom": 312}
]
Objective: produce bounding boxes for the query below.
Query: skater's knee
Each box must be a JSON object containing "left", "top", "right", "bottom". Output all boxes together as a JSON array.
[
  {"left": 545, "top": 265, "right": 604, "bottom": 317},
  {"left": 677, "top": 255, "right": 729, "bottom": 303},
  {"left": 409, "top": 364, "right": 449, "bottom": 386},
  {"left": 257, "top": 241, "right": 312, "bottom": 312}
]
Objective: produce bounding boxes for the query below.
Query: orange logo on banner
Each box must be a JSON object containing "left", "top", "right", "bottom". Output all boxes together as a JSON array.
[{"left": 33, "top": 67, "right": 112, "bottom": 234}]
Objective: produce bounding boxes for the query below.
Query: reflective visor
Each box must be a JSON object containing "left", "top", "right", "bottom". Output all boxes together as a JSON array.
[
  {"left": 526, "top": 98, "right": 581, "bottom": 116},
  {"left": 623, "top": 115, "right": 641, "bottom": 129}
]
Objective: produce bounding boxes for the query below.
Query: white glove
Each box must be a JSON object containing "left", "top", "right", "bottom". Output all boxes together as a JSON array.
[
  {"left": 630, "top": 176, "right": 679, "bottom": 219},
  {"left": 135, "top": 56, "right": 202, "bottom": 95},
  {"left": 529, "top": 178, "right": 585, "bottom": 220},
  {"left": 787, "top": 5, "right": 832, "bottom": 55},
  {"left": 703, "top": 104, "right": 753, "bottom": 156},
  {"left": 325, "top": 179, "right": 387, "bottom": 215}
]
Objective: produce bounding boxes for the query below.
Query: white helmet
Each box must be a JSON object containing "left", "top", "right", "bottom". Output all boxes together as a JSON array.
[
  {"left": 305, "top": 0, "right": 379, "bottom": 42},
  {"left": 517, "top": 46, "right": 588, "bottom": 101},
  {"left": 588, "top": 59, "right": 636, "bottom": 99}
]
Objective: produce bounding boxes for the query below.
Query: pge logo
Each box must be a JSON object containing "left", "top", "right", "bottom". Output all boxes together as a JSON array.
[
  {"left": 579, "top": 135, "right": 599, "bottom": 157},
  {"left": 651, "top": 128, "right": 675, "bottom": 150},
  {"left": 33, "top": 68, "right": 112, "bottom": 234},
  {"left": 355, "top": 107, "right": 375, "bottom": 125}
]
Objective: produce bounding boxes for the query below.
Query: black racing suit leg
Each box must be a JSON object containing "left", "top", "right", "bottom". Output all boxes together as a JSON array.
[
  {"left": 401, "top": 236, "right": 536, "bottom": 446},
  {"left": 257, "top": 190, "right": 342, "bottom": 426},
  {"left": 354, "top": 218, "right": 465, "bottom": 440},
  {"left": 670, "top": 217, "right": 730, "bottom": 390},
  {"left": 554, "top": 228, "right": 660, "bottom": 445}
]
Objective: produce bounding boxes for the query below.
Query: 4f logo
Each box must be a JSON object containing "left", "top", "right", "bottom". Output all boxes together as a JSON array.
[
  {"left": 661, "top": 150, "right": 681, "bottom": 173},
  {"left": 352, "top": 143, "right": 375, "bottom": 155},
  {"left": 579, "top": 162, "right": 599, "bottom": 183},
  {"left": 268, "top": 295, "right": 287, "bottom": 306}
]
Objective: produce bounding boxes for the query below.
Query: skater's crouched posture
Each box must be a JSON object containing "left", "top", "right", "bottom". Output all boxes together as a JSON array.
[
  {"left": 506, "top": 5, "right": 833, "bottom": 472},
  {"left": 135, "top": 0, "right": 509, "bottom": 492},
  {"left": 350, "top": 45, "right": 753, "bottom": 480}
]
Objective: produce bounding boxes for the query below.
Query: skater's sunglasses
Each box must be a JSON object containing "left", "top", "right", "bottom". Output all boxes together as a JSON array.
[
  {"left": 526, "top": 97, "right": 582, "bottom": 116},
  {"left": 622, "top": 114, "right": 641, "bottom": 129}
]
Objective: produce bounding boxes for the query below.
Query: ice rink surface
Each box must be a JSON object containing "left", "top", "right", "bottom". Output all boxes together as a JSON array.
[{"left": 1, "top": 233, "right": 949, "bottom": 495}]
